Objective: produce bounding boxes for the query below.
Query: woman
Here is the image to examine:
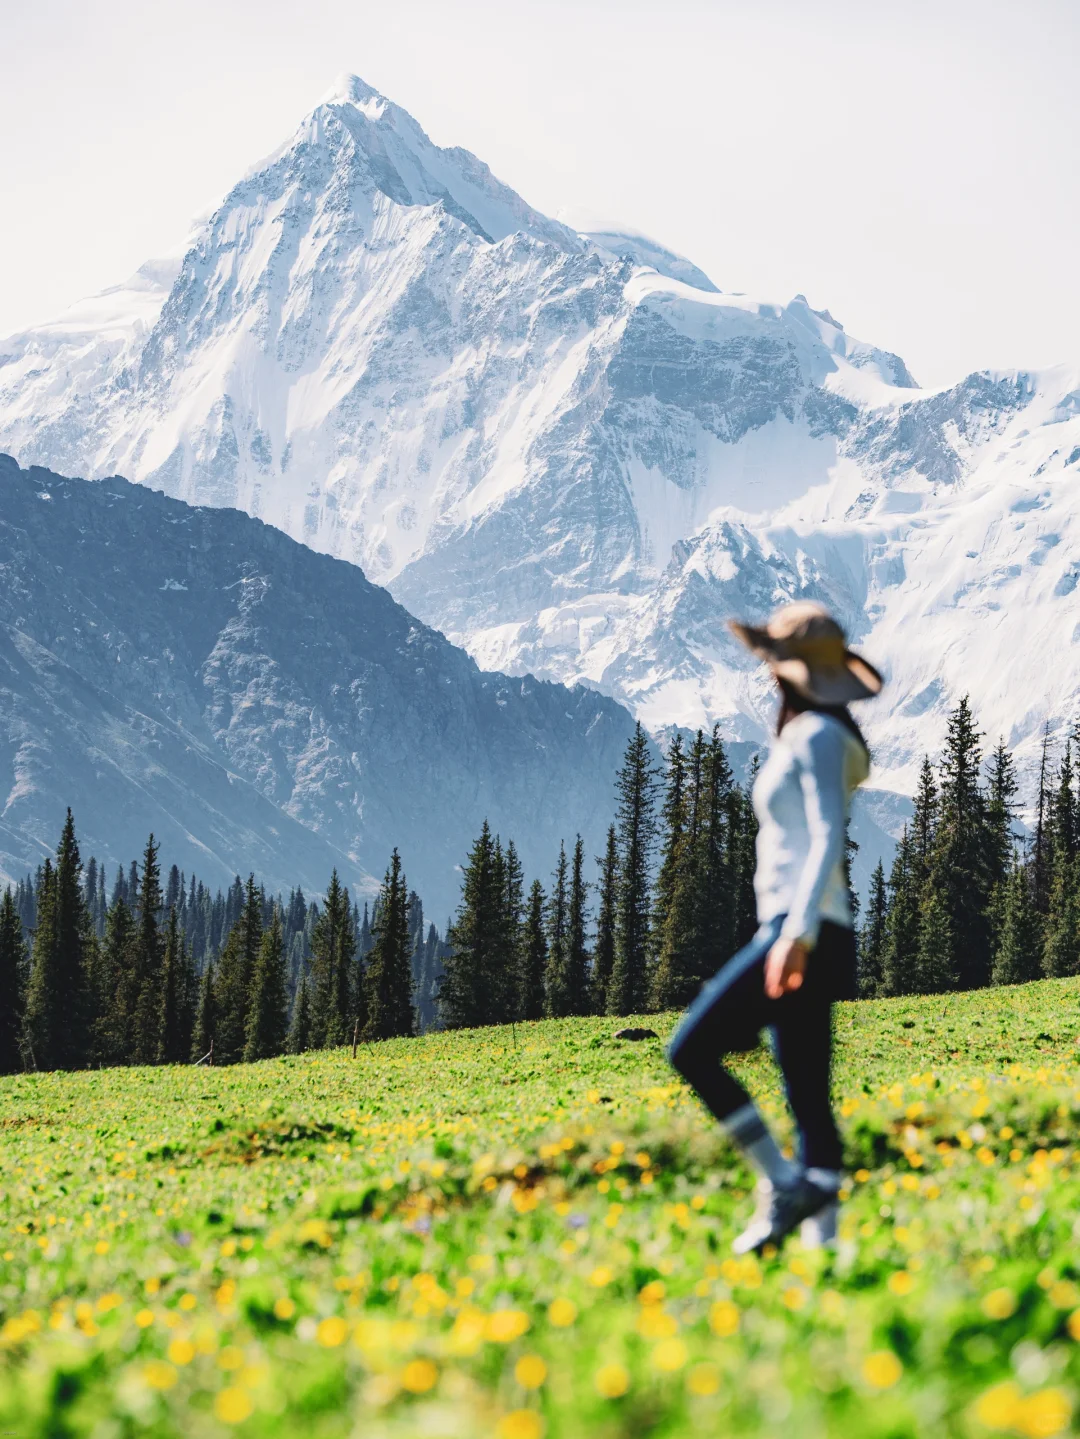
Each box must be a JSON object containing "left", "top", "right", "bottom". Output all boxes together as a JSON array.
[{"left": 668, "top": 601, "right": 882, "bottom": 1254}]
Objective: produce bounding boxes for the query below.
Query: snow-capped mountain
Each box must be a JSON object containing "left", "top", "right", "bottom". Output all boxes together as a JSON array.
[{"left": 2, "top": 72, "right": 1079, "bottom": 817}]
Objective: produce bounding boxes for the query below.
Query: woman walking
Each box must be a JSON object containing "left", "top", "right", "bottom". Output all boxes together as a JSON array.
[{"left": 668, "top": 601, "right": 882, "bottom": 1253}]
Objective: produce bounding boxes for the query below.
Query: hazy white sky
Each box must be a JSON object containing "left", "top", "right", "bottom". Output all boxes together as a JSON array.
[{"left": 1, "top": 0, "right": 1076, "bottom": 387}]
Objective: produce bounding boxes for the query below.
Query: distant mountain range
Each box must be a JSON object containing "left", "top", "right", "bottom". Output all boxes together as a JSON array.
[
  {"left": 1, "top": 72, "right": 1077, "bottom": 830},
  {"left": 0, "top": 455, "right": 635, "bottom": 917}
]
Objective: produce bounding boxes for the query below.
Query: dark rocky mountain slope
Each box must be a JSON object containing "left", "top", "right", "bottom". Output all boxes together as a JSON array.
[{"left": 0, "top": 455, "right": 635, "bottom": 915}]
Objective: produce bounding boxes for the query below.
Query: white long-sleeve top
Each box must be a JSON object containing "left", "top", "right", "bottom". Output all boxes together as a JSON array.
[{"left": 752, "top": 711, "right": 870, "bottom": 947}]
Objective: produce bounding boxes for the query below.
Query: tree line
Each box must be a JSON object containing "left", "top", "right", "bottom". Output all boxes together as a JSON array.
[
  {"left": 438, "top": 723, "right": 758, "bottom": 1027},
  {"left": 0, "top": 824, "right": 448, "bottom": 1075},
  {"left": 857, "top": 697, "right": 1080, "bottom": 996},
  {"left": 6, "top": 698, "right": 1064, "bottom": 1075},
  {"left": 0, "top": 721, "right": 762, "bottom": 1070}
]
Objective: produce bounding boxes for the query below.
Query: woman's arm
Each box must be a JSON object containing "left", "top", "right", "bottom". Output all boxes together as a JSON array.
[{"left": 778, "top": 718, "right": 850, "bottom": 950}]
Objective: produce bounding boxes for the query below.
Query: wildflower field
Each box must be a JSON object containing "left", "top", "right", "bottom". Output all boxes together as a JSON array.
[{"left": 4, "top": 982, "right": 1080, "bottom": 1438}]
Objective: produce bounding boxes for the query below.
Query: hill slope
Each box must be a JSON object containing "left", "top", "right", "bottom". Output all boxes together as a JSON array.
[
  {"left": 0, "top": 455, "right": 635, "bottom": 913},
  {"left": 2, "top": 981, "right": 1080, "bottom": 1436}
]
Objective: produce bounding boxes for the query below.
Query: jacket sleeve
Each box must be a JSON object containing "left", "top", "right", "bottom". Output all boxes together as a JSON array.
[{"left": 779, "top": 719, "right": 849, "bottom": 948}]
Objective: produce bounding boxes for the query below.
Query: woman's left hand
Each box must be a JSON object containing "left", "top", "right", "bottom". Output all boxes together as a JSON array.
[{"left": 764, "top": 937, "right": 809, "bottom": 999}]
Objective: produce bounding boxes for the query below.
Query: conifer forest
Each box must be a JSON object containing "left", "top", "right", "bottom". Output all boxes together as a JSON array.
[{"left": 0, "top": 700, "right": 1068, "bottom": 1077}]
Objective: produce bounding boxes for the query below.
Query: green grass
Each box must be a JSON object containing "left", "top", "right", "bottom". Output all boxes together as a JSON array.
[{"left": 3, "top": 980, "right": 1080, "bottom": 1438}]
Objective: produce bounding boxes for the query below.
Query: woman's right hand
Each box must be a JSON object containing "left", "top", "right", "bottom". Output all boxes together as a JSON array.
[{"left": 764, "top": 937, "right": 808, "bottom": 999}]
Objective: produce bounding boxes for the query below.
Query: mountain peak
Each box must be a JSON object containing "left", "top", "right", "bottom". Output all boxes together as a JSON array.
[{"left": 320, "top": 72, "right": 389, "bottom": 118}]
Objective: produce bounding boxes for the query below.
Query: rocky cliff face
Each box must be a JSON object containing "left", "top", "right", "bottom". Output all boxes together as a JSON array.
[
  {"left": 0, "top": 455, "right": 636, "bottom": 915},
  {"left": 1, "top": 74, "right": 1079, "bottom": 817}
]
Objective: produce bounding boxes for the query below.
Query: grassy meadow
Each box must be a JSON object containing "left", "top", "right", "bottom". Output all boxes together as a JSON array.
[{"left": 4, "top": 980, "right": 1080, "bottom": 1438}]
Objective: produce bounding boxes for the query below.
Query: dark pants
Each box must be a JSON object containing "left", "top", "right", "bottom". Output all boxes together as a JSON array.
[{"left": 667, "top": 916, "right": 855, "bottom": 1171}]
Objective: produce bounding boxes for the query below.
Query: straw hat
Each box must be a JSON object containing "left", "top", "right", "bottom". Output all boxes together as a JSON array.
[{"left": 729, "top": 601, "right": 882, "bottom": 705}]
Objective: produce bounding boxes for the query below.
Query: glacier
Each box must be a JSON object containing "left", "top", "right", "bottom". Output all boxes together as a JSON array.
[{"left": 2, "top": 71, "right": 1079, "bottom": 837}]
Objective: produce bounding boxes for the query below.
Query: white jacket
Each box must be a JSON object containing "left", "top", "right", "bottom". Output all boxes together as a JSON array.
[{"left": 752, "top": 711, "right": 870, "bottom": 947}]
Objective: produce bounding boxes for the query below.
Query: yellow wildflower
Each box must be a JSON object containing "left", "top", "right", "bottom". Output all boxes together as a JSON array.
[{"left": 862, "top": 1351, "right": 902, "bottom": 1389}]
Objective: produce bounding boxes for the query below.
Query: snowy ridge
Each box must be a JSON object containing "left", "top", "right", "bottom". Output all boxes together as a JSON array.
[{"left": 1, "top": 75, "right": 1079, "bottom": 835}]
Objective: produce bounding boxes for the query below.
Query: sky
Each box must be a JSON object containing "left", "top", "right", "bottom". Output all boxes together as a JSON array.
[{"left": 1, "top": 0, "right": 1076, "bottom": 388}]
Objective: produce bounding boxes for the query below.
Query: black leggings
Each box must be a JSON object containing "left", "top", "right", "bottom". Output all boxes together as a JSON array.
[{"left": 667, "top": 916, "right": 854, "bottom": 1171}]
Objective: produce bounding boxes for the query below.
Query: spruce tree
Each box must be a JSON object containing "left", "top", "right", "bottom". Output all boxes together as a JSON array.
[
  {"left": 985, "top": 739, "right": 1020, "bottom": 965},
  {"left": 565, "top": 837, "right": 591, "bottom": 1016},
  {"left": 992, "top": 861, "right": 1042, "bottom": 985},
  {"left": 131, "top": 834, "right": 165, "bottom": 1064},
  {"left": 912, "top": 868, "right": 954, "bottom": 994},
  {"left": 520, "top": 880, "right": 548, "bottom": 1021},
  {"left": 544, "top": 842, "right": 571, "bottom": 1016},
  {"left": 244, "top": 908, "right": 290, "bottom": 1061},
  {"left": 23, "top": 858, "right": 57, "bottom": 1070},
  {"left": 96, "top": 894, "right": 137, "bottom": 1064},
  {"left": 157, "top": 907, "right": 194, "bottom": 1064},
  {"left": 881, "top": 829, "right": 920, "bottom": 995},
  {"left": 591, "top": 827, "right": 618, "bottom": 1014},
  {"left": 24, "top": 813, "right": 92, "bottom": 1070},
  {"left": 309, "top": 871, "right": 356, "bottom": 1047},
  {"left": 858, "top": 860, "right": 888, "bottom": 997},
  {"left": 1032, "top": 724, "right": 1053, "bottom": 915},
  {"left": 191, "top": 959, "right": 216, "bottom": 1063},
  {"left": 215, "top": 874, "right": 263, "bottom": 1064},
  {"left": 288, "top": 971, "right": 313, "bottom": 1054},
  {"left": 547, "top": 838, "right": 589, "bottom": 1017},
  {"left": 441, "top": 822, "right": 503, "bottom": 1029},
  {"left": 0, "top": 890, "right": 26, "bottom": 1074},
  {"left": 608, "top": 723, "right": 659, "bottom": 1016},
  {"left": 652, "top": 735, "right": 702, "bottom": 1010},
  {"left": 1042, "top": 851, "right": 1080, "bottom": 978},
  {"left": 695, "top": 726, "right": 735, "bottom": 981},
  {"left": 728, "top": 761, "right": 759, "bottom": 951},
  {"left": 363, "top": 850, "right": 414, "bottom": 1040},
  {"left": 930, "top": 697, "right": 992, "bottom": 989}
]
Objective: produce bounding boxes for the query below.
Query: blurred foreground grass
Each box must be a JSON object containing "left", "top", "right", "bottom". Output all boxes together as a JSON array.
[{"left": 3, "top": 979, "right": 1080, "bottom": 1437}]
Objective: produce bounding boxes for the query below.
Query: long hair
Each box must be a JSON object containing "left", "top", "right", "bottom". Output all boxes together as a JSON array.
[{"left": 775, "top": 678, "right": 869, "bottom": 754}]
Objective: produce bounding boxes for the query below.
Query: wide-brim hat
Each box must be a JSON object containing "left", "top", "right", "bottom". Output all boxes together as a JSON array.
[{"left": 729, "top": 601, "right": 883, "bottom": 705}]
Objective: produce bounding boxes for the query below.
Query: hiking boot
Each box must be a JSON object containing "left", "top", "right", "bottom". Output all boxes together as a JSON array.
[{"left": 732, "top": 1174, "right": 836, "bottom": 1255}]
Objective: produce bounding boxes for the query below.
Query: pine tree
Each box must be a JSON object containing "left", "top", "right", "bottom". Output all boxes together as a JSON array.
[
  {"left": 24, "top": 812, "right": 92, "bottom": 1070},
  {"left": 309, "top": 871, "right": 356, "bottom": 1047},
  {"left": 23, "top": 858, "right": 57, "bottom": 1070},
  {"left": 363, "top": 851, "right": 414, "bottom": 1040},
  {"left": 287, "top": 971, "right": 312, "bottom": 1054},
  {"left": 729, "top": 759, "right": 759, "bottom": 951},
  {"left": 520, "top": 880, "right": 548, "bottom": 1021},
  {"left": 1032, "top": 724, "right": 1053, "bottom": 914},
  {"left": 912, "top": 873, "right": 954, "bottom": 994},
  {"left": 992, "top": 861, "right": 1042, "bottom": 985},
  {"left": 441, "top": 822, "right": 507, "bottom": 1029},
  {"left": 503, "top": 840, "right": 526, "bottom": 1020},
  {"left": 0, "top": 890, "right": 26, "bottom": 1074},
  {"left": 985, "top": 739, "right": 1021, "bottom": 966},
  {"left": 215, "top": 874, "right": 263, "bottom": 1064},
  {"left": 1042, "top": 852, "right": 1080, "bottom": 978},
  {"left": 191, "top": 959, "right": 216, "bottom": 1063},
  {"left": 244, "top": 908, "right": 290, "bottom": 1061},
  {"left": 591, "top": 827, "right": 618, "bottom": 1014},
  {"left": 695, "top": 726, "right": 736, "bottom": 981},
  {"left": 652, "top": 735, "right": 702, "bottom": 1010},
  {"left": 881, "top": 829, "right": 920, "bottom": 995},
  {"left": 131, "top": 834, "right": 165, "bottom": 1064},
  {"left": 858, "top": 860, "right": 888, "bottom": 997},
  {"left": 545, "top": 837, "right": 589, "bottom": 1017},
  {"left": 544, "top": 842, "right": 571, "bottom": 1016},
  {"left": 608, "top": 723, "right": 659, "bottom": 1016},
  {"left": 930, "top": 697, "right": 992, "bottom": 989},
  {"left": 157, "top": 907, "right": 195, "bottom": 1064},
  {"left": 96, "top": 894, "right": 137, "bottom": 1064}
]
